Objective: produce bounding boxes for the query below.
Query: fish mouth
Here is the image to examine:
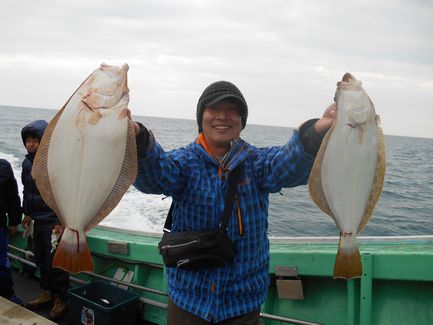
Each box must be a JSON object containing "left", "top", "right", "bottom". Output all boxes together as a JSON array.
[
  {"left": 337, "top": 72, "right": 363, "bottom": 89},
  {"left": 81, "top": 63, "right": 130, "bottom": 110},
  {"left": 99, "top": 63, "right": 129, "bottom": 85},
  {"left": 342, "top": 73, "right": 356, "bottom": 83}
]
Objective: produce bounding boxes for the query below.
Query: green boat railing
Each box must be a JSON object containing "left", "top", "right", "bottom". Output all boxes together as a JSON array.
[
  {"left": 8, "top": 225, "right": 433, "bottom": 325},
  {"left": 8, "top": 243, "right": 322, "bottom": 325}
]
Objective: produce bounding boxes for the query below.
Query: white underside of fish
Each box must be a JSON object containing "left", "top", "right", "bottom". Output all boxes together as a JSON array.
[
  {"left": 48, "top": 98, "right": 128, "bottom": 231},
  {"left": 32, "top": 63, "right": 137, "bottom": 273},
  {"left": 308, "top": 73, "right": 386, "bottom": 279},
  {"left": 321, "top": 114, "right": 378, "bottom": 233}
]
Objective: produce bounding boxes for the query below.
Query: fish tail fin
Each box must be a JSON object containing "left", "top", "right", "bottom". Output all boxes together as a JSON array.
[
  {"left": 333, "top": 233, "right": 362, "bottom": 279},
  {"left": 53, "top": 228, "right": 93, "bottom": 273}
]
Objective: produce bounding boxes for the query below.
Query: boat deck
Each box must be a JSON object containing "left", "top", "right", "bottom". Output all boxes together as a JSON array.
[
  {"left": 10, "top": 268, "right": 155, "bottom": 325},
  {"left": 0, "top": 295, "right": 56, "bottom": 325},
  {"left": 10, "top": 268, "right": 66, "bottom": 324}
]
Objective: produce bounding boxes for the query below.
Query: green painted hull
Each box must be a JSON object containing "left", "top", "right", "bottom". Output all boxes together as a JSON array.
[{"left": 9, "top": 226, "right": 433, "bottom": 325}]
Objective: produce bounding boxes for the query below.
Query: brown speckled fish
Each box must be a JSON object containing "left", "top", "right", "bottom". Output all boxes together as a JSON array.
[
  {"left": 308, "top": 73, "right": 386, "bottom": 279},
  {"left": 32, "top": 63, "right": 137, "bottom": 273}
]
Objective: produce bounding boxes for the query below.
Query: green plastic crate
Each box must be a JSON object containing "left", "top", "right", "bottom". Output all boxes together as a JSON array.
[{"left": 68, "top": 281, "right": 139, "bottom": 325}]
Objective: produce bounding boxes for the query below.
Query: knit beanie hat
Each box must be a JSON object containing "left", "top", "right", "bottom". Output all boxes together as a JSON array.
[{"left": 196, "top": 81, "right": 248, "bottom": 133}]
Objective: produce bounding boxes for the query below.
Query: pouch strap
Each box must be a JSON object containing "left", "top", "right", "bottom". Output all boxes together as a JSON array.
[
  {"left": 219, "top": 166, "right": 241, "bottom": 232},
  {"left": 163, "top": 166, "right": 242, "bottom": 233},
  {"left": 163, "top": 203, "right": 174, "bottom": 233}
]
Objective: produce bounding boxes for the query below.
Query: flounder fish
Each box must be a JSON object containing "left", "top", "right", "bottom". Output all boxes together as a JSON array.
[
  {"left": 32, "top": 63, "right": 137, "bottom": 273},
  {"left": 308, "top": 73, "right": 386, "bottom": 279}
]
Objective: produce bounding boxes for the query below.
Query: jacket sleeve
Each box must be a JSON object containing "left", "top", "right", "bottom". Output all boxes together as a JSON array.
[
  {"left": 21, "top": 160, "right": 31, "bottom": 215},
  {"left": 133, "top": 123, "right": 187, "bottom": 196},
  {"left": 4, "top": 162, "right": 22, "bottom": 226},
  {"left": 21, "top": 158, "right": 57, "bottom": 221},
  {"left": 298, "top": 118, "right": 327, "bottom": 156},
  {"left": 254, "top": 129, "right": 316, "bottom": 193}
]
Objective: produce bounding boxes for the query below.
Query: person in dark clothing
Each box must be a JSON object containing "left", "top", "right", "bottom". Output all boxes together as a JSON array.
[
  {"left": 0, "top": 158, "right": 23, "bottom": 305},
  {"left": 20, "top": 119, "right": 69, "bottom": 321}
]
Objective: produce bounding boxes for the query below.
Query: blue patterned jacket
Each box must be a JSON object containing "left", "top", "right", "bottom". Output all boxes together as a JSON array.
[{"left": 134, "top": 128, "right": 316, "bottom": 323}]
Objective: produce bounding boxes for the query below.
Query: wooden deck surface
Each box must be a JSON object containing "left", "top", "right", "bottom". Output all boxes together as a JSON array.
[{"left": 0, "top": 296, "right": 57, "bottom": 325}]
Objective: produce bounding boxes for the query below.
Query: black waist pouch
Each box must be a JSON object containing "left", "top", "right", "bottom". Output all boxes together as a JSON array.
[
  {"left": 158, "top": 166, "right": 241, "bottom": 270},
  {"left": 158, "top": 230, "right": 236, "bottom": 270}
]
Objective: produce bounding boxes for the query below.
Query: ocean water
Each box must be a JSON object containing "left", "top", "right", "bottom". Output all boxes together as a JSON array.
[{"left": 1, "top": 105, "right": 432, "bottom": 237}]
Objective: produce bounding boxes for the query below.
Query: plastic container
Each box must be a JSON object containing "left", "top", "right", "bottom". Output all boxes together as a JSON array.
[{"left": 68, "top": 280, "right": 139, "bottom": 325}]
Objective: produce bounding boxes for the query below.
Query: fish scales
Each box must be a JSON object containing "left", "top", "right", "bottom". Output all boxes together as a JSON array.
[
  {"left": 32, "top": 63, "right": 137, "bottom": 273},
  {"left": 308, "top": 73, "right": 386, "bottom": 279}
]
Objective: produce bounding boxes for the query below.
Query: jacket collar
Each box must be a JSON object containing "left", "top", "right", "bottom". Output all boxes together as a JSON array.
[
  {"left": 194, "top": 133, "right": 250, "bottom": 172},
  {"left": 25, "top": 152, "right": 36, "bottom": 163}
]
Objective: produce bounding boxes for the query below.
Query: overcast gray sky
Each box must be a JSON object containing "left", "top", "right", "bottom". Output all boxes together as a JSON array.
[{"left": 1, "top": 0, "right": 432, "bottom": 138}]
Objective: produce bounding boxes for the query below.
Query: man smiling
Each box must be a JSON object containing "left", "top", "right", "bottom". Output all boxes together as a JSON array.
[
  {"left": 196, "top": 81, "right": 247, "bottom": 162},
  {"left": 132, "top": 80, "right": 334, "bottom": 324},
  {"left": 201, "top": 99, "right": 242, "bottom": 159}
]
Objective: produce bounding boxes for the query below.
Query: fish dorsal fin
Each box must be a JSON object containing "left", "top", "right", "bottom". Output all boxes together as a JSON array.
[
  {"left": 32, "top": 107, "right": 65, "bottom": 224},
  {"left": 308, "top": 126, "right": 335, "bottom": 219},
  {"left": 358, "top": 116, "right": 386, "bottom": 232},
  {"left": 84, "top": 120, "right": 138, "bottom": 231}
]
